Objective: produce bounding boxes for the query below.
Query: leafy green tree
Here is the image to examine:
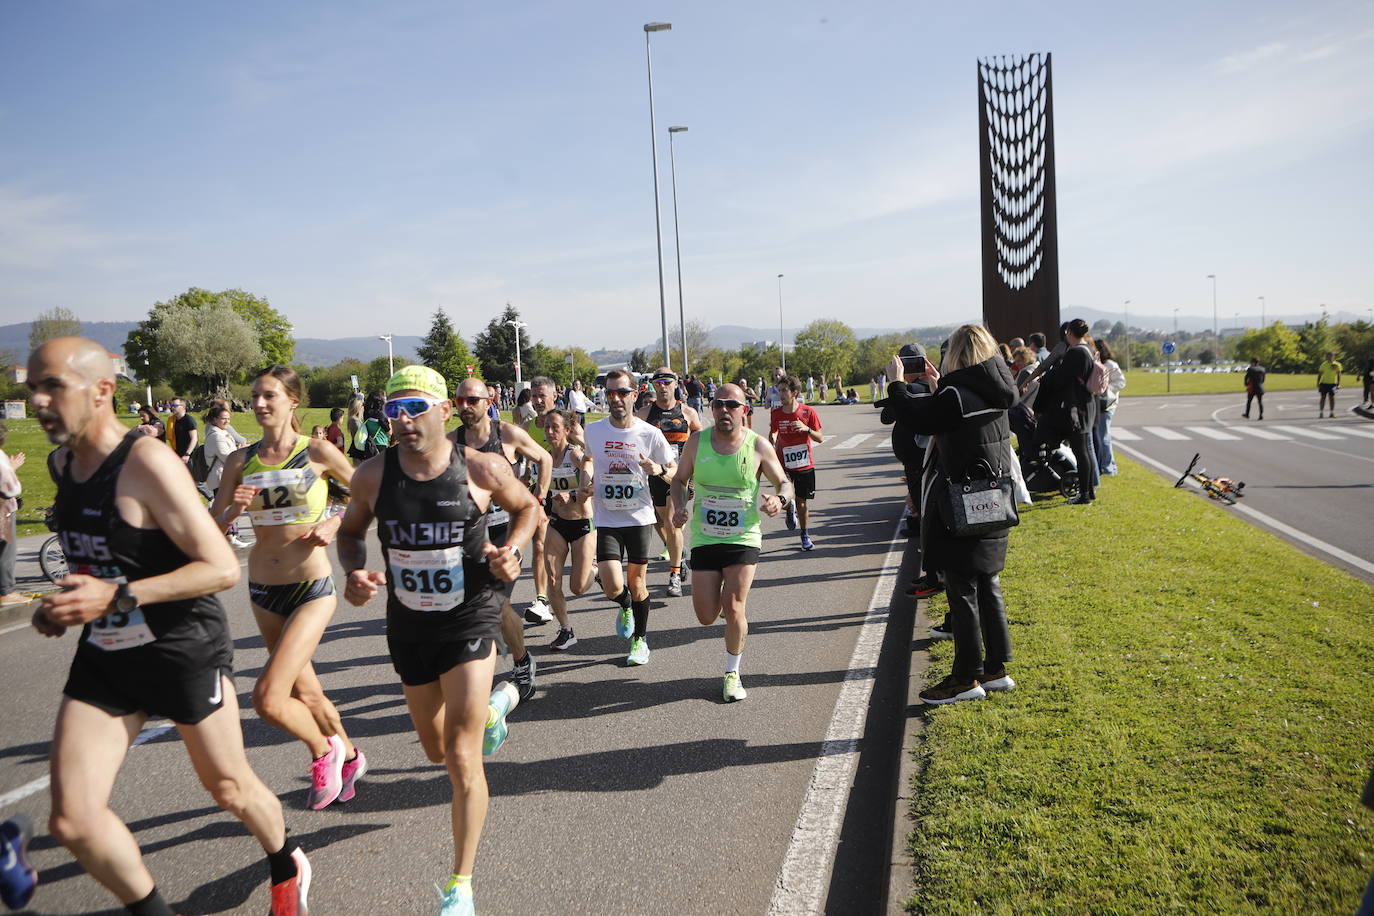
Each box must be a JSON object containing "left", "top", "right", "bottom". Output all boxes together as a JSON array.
[
  {"left": 154, "top": 302, "right": 263, "bottom": 401},
  {"left": 360, "top": 356, "right": 393, "bottom": 396},
  {"left": 628, "top": 348, "right": 650, "bottom": 373},
  {"left": 1297, "top": 318, "right": 1338, "bottom": 372},
  {"left": 853, "top": 332, "right": 910, "bottom": 382},
  {"left": 416, "top": 309, "right": 481, "bottom": 394},
  {"left": 1332, "top": 321, "right": 1374, "bottom": 368},
  {"left": 1128, "top": 339, "right": 1161, "bottom": 367},
  {"left": 792, "top": 318, "right": 857, "bottom": 385},
  {"left": 125, "top": 287, "right": 294, "bottom": 391},
  {"left": 472, "top": 304, "right": 526, "bottom": 385},
  {"left": 307, "top": 358, "right": 368, "bottom": 408},
  {"left": 1235, "top": 323, "right": 1303, "bottom": 372},
  {"left": 29, "top": 307, "right": 83, "bottom": 352}
]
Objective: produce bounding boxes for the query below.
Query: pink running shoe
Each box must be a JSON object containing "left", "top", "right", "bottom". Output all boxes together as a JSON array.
[
  {"left": 337, "top": 748, "right": 367, "bottom": 802},
  {"left": 307, "top": 735, "right": 344, "bottom": 810}
]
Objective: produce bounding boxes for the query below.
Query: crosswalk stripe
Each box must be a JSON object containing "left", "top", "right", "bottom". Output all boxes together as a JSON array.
[
  {"left": 1270, "top": 425, "right": 1344, "bottom": 440},
  {"left": 831, "top": 433, "right": 873, "bottom": 450},
  {"left": 1142, "top": 426, "right": 1190, "bottom": 440},
  {"left": 1185, "top": 426, "right": 1241, "bottom": 441},
  {"left": 1113, "top": 428, "right": 1142, "bottom": 441},
  {"left": 1229, "top": 426, "right": 1292, "bottom": 441},
  {"left": 1333, "top": 426, "right": 1374, "bottom": 440}
]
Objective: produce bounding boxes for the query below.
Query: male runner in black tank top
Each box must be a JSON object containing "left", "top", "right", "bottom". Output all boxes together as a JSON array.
[
  {"left": 337, "top": 366, "right": 539, "bottom": 915},
  {"left": 636, "top": 367, "right": 702, "bottom": 598},
  {"left": 27, "top": 338, "right": 309, "bottom": 916},
  {"left": 451, "top": 377, "right": 551, "bottom": 702}
]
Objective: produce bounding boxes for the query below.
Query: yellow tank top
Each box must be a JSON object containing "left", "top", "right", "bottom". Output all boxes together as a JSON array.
[{"left": 241, "top": 436, "right": 327, "bottom": 526}]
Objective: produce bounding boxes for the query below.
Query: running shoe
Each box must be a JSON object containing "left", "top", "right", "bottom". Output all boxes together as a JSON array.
[
  {"left": 615, "top": 605, "right": 634, "bottom": 639},
  {"left": 626, "top": 636, "right": 651, "bottom": 666},
  {"left": 722, "top": 672, "right": 747, "bottom": 703},
  {"left": 269, "top": 847, "right": 311, "bottom": 916},
  {"left": 800, "top": 534, "right": 814, "bottom": 551},
  {"left": 307, "top": 735, "right": 345, "bottom": 810},
  {"left": 483, "top": 682, "right": 518, "bottom": 756},
  {"left": 656, "top": 547, "right": 670, "bottom": 561},
  {"left": 338, "top": 748, "right": 368, "bottom": 803},
  {"left": 436, "top": 880, "right": 475, "bottom": 916},
  {"left": 906, "top": 576, "right": 944, "bottom": 599},
  {"left": 524, "top": 597, "right": 553, "bottom": 624},
  {"left": 511, "top": 653, "right": 537, "bottom": 702},
  {"left": 919, "top": 675, "right": 986, "bottom": 705},
  {"left": 784, "top": 501, "right": 797, "bottom": 530},
  {"left": 228, "top": 535, "right": 250, "bottom": 549},
  {"left": 0, "top": 815, "right": 37, "bottom": 911},
  {"left": 667, "top": 571, "right": 683, "bottom": 598},
  {"left": 979, "top": 669, "right": 1016, "bottom": 692},
  {"left": 929, "top": 620, "right": 953, "bottom": 641},
  {"left": 549, "top": 627, "right": 577, "bottom": 651}
]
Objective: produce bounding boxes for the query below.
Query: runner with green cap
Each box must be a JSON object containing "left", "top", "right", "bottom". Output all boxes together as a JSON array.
[{"left": 337, "top": 365, "right": 541, "bottom": 916}]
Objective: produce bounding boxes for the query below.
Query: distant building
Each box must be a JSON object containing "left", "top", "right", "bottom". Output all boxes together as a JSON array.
[
  {"left": 110, "top": 353, "right": 130, "bottom": 379},
  {"left": 5, "top": 366, "right": 26, "bottom": 384}
]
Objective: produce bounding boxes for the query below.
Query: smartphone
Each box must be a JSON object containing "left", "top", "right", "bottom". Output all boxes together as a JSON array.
[{"left": 901, "top": 354, "right": 926, "bottom": 375}]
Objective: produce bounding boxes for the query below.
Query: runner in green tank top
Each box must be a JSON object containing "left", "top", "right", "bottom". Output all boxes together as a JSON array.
[{"left": 670, "top": 383, "right": 793, "bottom": 702}]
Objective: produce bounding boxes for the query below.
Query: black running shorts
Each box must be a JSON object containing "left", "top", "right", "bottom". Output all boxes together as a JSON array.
[
  {"left": 248, "top": 576, "right": 336, "bottom": 617},
  {"left": 595, "top": 524, "right": 654, "bottom": 565},
  {"left": 785, "top": 467, "right": 817, "bottom": 501},
  {"left": 689, "top": 543, "right": 760, "bottom": 571},
  {"left": 65, "top": 648, "right": 232, "bottom": 726},
  {"left": 648, "top": 475, "right": 671, "bottom": 507},
  {"left": 386, "top": 634, "right": 496, "bottom": 687}
]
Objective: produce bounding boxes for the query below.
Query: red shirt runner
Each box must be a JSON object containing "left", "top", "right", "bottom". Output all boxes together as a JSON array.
[{"left": 770, "top": 404, "right": 822, "bottom": 471}]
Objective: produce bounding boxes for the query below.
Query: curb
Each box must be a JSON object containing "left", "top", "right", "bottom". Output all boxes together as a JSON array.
[{"left": 887, "top": 593, "right": 931, "bottom": 915}]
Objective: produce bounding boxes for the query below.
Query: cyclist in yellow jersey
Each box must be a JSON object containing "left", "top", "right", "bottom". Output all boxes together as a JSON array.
[
  {"left": 212, "top": 365, "right": 364, "bottom": 810},
  {"left": 670, "top": 384, "right": 792, "bottom": 702}
]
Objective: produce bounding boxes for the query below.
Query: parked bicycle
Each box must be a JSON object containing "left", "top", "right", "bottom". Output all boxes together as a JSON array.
[{"left": 38, "top": 506, "right": 68, "bottom": 584}]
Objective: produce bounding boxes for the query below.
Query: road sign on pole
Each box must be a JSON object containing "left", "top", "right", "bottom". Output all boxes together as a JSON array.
[{"left": 1162, "top": 342, "right": 1176, "bottom": 392}]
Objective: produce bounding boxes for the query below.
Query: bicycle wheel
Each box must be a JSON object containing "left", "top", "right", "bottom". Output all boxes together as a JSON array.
[
  {"left": 1059, "top": 471, "right": 1080, "bottom": 500},
  {"left": 39, "top": 536, "right": 69, "bottom": 584}
]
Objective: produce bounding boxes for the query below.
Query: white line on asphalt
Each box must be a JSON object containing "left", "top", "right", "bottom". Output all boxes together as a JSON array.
[
  {"left": 1228, "top": 426, "right": 1292, "bottom": 440},
  {"left": 1184, "top": 426, "right": 1241, "bottom": 441},
  {"left": 1333, "top": 426, "right": 1374, "bottom": 440},
  {"left": 768, "top": 517, "right": 904, "bottom": 915},
  {"left": 0, "top": 621, "right": 30, "bottom": 636},
  {"left": 1112, "top": 428, "right": 1142, "bottom": 441},
  {"left": 0, "top": 721, "right": 176, "bottom": 808},
  {"left": 831, "top": 433, "right": 874, "bottom": 450},
  {"left": 1142, "top": 426, "right": 1190, "bottom": 440},
  {"left": 1114, "top": 442, "right": 1374, "bottom": 577},
  {"left": 1270, "top": 425, "right": 1343, "bottom": 440}
]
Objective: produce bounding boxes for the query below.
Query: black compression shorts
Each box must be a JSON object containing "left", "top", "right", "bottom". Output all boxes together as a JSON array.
[
  {"left": 548, "top": 515, "right": 591, "bottom": 544},
  {"left": 248, "top": 577, "right": 336, "bottom": 617},
  {"left": 648, "top": 475, "right": 671, "bottom": 507},
  {"left": 690, "top": 543, "right": 760, "bottom": 571},
  {"left": 595, "top": 525, "right": 654, "bottom": 564}
]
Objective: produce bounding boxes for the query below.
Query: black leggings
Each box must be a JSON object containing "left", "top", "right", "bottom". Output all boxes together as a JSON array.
[
  {"left": 1246, "top": 390, "right": 1264, "bottom": 417},
  {"left": 947, "top": 571, "right": 1011, "bottom": 680}
]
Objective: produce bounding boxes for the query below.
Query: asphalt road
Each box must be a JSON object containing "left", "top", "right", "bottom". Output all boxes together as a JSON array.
[
  {"left": 1110, "top": 392, "right": 1374, "bottom": 583},
  {"left": 0, "top": 404, "right": 917, "bottom": 916}
]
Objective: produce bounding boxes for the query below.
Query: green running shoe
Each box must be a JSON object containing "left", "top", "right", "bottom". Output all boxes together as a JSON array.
[
  {"left": 626, "top": 636, "right": 651, "bottom": 666},
  {"left": 615, "top": 605, "right": 634, "bottom": 639},
  {"left": 723, "top": 671, "right": 747, "bottom": 702}
]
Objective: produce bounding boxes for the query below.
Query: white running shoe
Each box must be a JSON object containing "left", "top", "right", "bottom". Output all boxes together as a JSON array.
[{"left": 524, "top": 597, "right": 553, "bottom": 624}]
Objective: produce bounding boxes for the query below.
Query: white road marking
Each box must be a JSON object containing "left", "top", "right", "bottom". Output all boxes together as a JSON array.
[
  {"left": 1332, "top": 426, "right": 1374, "bottom": 440},
  {"left": 1184, "top": 426, "right": 1241, "bottom": 441},
  {"left": 0, "top": 621, "right": 31, "bottom": 636},
  {"left": 1270, "top": 425, "right": 1343, "bottom": 440},
  {"left": 1228, "top": 426, "right": 1292, "bottom": 441},
  {"left": 769, "top": 518, "right": 904, "bottom": 915},
  {"left": 830, "top": 434, "right": 873, "bottom": 450},
  {"left": 1114, "top": 443, "right": 1374, "bottom": 577},
  {"left": 1142, "top": 426, "right": 1190, "bottom": 440},
  {"left": 0, "top": 721, "right": 176, "bottom": 807},
  {"left": 1112, "top": 428, "right": 1142, "bottom": 441}
]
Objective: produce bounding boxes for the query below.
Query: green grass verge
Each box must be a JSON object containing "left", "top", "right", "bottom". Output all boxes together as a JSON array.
[
  {"left": 907, "top": 458, "right": 1374, "bottom": 914},
  {"left": 1119, "top": 371, "right": 1315, "bottom": 396}
]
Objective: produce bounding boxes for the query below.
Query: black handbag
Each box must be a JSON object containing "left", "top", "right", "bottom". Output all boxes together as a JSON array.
[{"left": 942, "top": 458, "right": 1019, "bottom": 537}]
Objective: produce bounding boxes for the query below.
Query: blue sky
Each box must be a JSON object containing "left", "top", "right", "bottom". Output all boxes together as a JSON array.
[{"left": 2, "top": 0, "right": 1371, "bottom": 350}]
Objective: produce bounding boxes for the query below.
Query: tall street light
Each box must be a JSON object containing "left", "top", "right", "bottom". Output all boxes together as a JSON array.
[
  {"left": 1206, "top": 273, "right": 1218, "bottom": 355},
  {"left": 644, "top": 22, "right": 672, "bottom": 373},
  {"left": 1258, "top": 295, "right": 1266, "bottom": 327},
  {"left": 378, "top": 335, "right": 394, "bottom": 377},
  {"left": 667, "top": 125, "right": 689, "bottom": 376},
  {"left": 776, "top": 274, "right": 786, "bottom": 372},
  {"left": 1123, "top": 299, "right": 1131, "bottom": 371},
  {"left": 504, "top": 318, "right": 527, "bottom": 389}
]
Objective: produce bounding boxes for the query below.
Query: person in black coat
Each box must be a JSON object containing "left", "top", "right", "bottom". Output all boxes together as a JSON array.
[
  {"left": 879, "top": 342, "right": 931, "bottom": 536},
  {"left": 1034, "top": 318, "right": 1097, "bottom": 504},
  {"left": 885, "top": 324, "right": 1019, "bottom": 704}
]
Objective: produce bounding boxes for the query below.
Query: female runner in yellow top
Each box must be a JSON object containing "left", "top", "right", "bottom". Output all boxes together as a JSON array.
[{"left": 212, "top": 365, "right": 364, "bottom": 810}]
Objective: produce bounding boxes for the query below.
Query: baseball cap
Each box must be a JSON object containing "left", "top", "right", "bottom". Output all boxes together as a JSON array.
[
  {"left": 386, "top": 365, "right": 448, "bottom": 399},
  {"left": 898, "top": 342, "right": 927, "bottom": 360}
]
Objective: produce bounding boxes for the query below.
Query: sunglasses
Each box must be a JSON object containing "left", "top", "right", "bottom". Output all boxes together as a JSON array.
[
  {"left": 456, "top": 396, "right": 488, "bottom": 406},
  {"left": 711, "top": 398, "right": 745, "bottom": 410},
  {"left": 652, "top": 375, "right": 677, "bottom": 384},
  {"left": 383, "top": 396, "right": 445, "bottom": 420},
  {"left": 606, "top": 387, "right": 636, "bottom": 396}
]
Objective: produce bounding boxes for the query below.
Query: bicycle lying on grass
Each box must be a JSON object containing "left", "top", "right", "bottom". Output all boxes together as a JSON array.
[{"left": 1174, "top": 453, "right": 1246, "bottom": 505}]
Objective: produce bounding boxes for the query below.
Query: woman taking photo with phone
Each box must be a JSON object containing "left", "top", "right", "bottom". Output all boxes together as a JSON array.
[{"left": 211, "top": 365, "right": 365, "bottom": 809}]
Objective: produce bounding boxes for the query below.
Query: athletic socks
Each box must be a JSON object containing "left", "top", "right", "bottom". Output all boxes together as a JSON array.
[
  {"left": 614, "top": 588, "right": 631, "bottom": 609},
  {"left": 670, "top": 565, "right": 681, "bottom": 575},
  {"left": 725, "top": 652, "right": 742, "bottom": 675},
  {"left": 445, "top": 874, "right": 474, "bottom": 899},
  {"left": 631, "top": 598, "right": 651, "bottom": 638},
  {"left": 126, "top": 887, "right": 175, "bottom": 916},
  {"left": 266, "top": 839, "right": 300, "bottom": 885}
]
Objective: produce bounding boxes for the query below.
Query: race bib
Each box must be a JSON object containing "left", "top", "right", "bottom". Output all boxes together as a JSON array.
[
  {"left": 782, "top": 443, "right": 811, "bottom": 469},
  {"left": 599, "top": 472, "right": 648, "bottom": 512},
  {"left": 699, "top": 495, "right": 747, "bottom": 538},
  {"left": 244, "top": 467, "right": 317, "bottom": 525},
  {"left": 87, "top": 608, "right": 155, "bottom": 651},
  {"left": 550, "top": 466, "right": 579, "bottom": 492},
  {"left": 389, "top": 544, "right": 466, "bottom": 612}
]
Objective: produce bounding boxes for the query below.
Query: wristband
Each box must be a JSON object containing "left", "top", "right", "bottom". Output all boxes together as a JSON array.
[{"left": 778, "top": 495, "right": 790, "bottom": 509}]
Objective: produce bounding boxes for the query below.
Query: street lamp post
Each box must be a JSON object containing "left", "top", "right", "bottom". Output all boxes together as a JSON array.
[
  {"left": 1169, "top": 308, "right": 1179, "bottom": 393},
  {"left": 776, "top": 274, "right": 786, "bottom": 372},
  {"left": 644, "top": 22, "right": 673, "bottom": 374},
  {"left": 504, "top": 318, "right": 527, "bottom": 389},
  {"left": 1206, "top": 273, "right": 1218, "bottom": 357},
  {"left": 1259, "top": 295, "right": 1266, "bottom": 327},
  {"left": 1123, "top": 299, "right": 1131, "bottom": 371},
  {"left": 378, "top": 335, "right": 394, "bottom": 377},
  {"left": 667, "top": 125, "right": 689, "bottom": 376}
]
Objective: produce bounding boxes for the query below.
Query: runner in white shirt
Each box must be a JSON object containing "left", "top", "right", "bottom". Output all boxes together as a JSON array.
[{"left": 579, "top": 369, "right": 676, "bottom": 666}]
